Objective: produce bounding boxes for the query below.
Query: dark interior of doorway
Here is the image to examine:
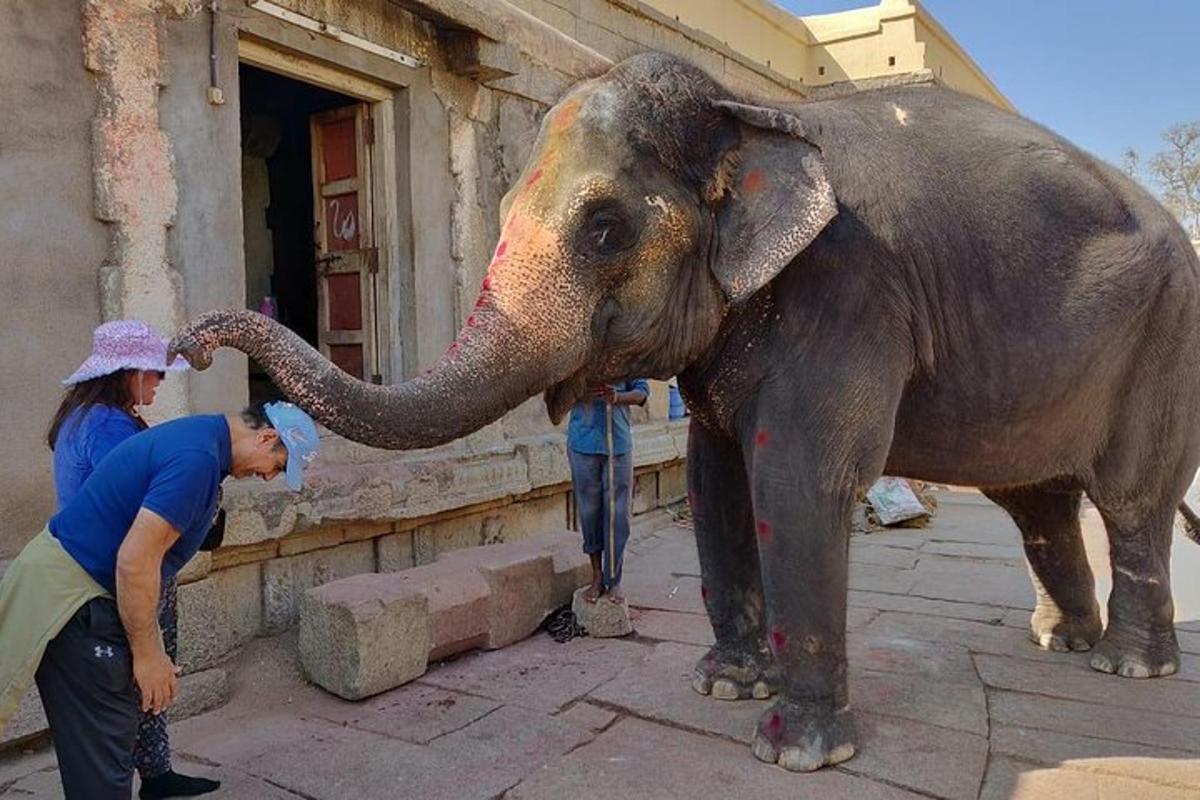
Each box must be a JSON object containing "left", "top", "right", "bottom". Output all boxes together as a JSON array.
[{"left": 238, "top": 63, "right": 358, "bottom": 405}]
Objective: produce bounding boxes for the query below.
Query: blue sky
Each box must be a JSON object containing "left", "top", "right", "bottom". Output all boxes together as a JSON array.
[{"left": 774, "top": 1, "right": 1199, "bottom": 177}]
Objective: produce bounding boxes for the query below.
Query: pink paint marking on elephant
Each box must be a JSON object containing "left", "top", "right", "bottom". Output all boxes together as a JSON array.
[
  {"left": 770, "top": 629, "right": 787, "bottom": 651},
  {"left": 495, "top": 240, "right": 508, "bottom": 258},
  {"left": 754, "top": 429, "right": 769, "bottom": 448},
  {"left": 700, "top": 585, "right": 709, "bottom": 601},
  {"left": 742, "top": 169, "right": 767, "bottom": 194},
  {"left": 526, "top": 168, "right": 543, "bottom": 188},
  {"left": 466, "top": 314, "right": 478, "bottom": 328},
  {"left": 756, "top": 519, "right": 772, "bottom": 541},
  {"left": 550, "top": 98, "right": 582, "bottom": 135},
  {"left": 766, "top": 712, "right": 784, "bottom": 736}
]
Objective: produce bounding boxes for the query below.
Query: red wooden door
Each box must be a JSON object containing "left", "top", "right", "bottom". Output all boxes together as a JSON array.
[{"left": 311, "top": 103, "right": 378, "bottom": 381}]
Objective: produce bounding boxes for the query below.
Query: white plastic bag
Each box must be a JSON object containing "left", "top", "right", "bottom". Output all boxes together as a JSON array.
[{"left": 866, "top": 476, "right": 929, "bottom": 526}]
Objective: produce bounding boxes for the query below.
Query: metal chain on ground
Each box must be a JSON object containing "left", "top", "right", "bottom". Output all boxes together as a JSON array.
[{"left": 542, "top": 604, "right": 587, "bottom": 643}]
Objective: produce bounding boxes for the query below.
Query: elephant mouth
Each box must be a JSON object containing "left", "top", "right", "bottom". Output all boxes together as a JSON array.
[{"left": 544, "top": 370, "right": 593, "bottom": 425}]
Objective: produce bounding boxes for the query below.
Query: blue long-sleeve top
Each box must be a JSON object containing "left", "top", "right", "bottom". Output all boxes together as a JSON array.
[{"left": 53, "top": 405, "right": 143, "bottom": 510}]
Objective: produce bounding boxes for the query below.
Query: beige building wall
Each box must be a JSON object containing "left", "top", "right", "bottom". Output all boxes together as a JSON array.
[{"left": 637, "top": 0, "right": 1012, "bottom": 110}]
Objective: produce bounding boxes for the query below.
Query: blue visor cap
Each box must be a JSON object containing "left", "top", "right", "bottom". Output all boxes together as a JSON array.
[{"left": 264, "top": 401, "right": 320, "bottom": 491}]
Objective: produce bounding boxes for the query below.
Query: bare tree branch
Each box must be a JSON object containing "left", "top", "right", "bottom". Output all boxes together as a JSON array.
[{"left": 1147, "top": 122, "right": 1200, "bottom": 239}]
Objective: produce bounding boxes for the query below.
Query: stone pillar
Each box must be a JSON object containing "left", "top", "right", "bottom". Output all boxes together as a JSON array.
[{"left": 82, "top": 0, "right": 203, "bottom": 420}]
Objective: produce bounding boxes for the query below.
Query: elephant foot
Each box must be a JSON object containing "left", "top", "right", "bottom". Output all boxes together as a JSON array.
[
  {"left": 752, "top": 700, "right": 856, "bottom": 772},
  {"left": 1089, "top": 625, "right": 1180, "bottom": 678},
  {"left": 692, "top": 642, "right": 779, "bottom": 701},
  {"left": 1028, "top": 603, "right": 1102, "bottom": 653}
]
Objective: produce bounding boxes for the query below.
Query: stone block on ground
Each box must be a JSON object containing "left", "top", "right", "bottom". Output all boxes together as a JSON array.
[
  {"left": 1, "top": 686, "right": 46, "bottom": 752},
  {"left": 438, "top": 530, "right": 591, "bottom": 604},
  {"left": 172, "top": 667, "right": 231, "bottom": 721},
  {"left": 177, "top": 562, "right": 263, "bottom": 672},
  {"left": 299, "top": 574, "right": 431, "bottom": 701},
  {"left": 571, "top": 586, "right": 633, "bottom": 637},
  {"left": 299, "top": 531, "right": 592, "bottom": 700},
  {"left": 263, "top": 539, "right": 376, "bottom": 634}
]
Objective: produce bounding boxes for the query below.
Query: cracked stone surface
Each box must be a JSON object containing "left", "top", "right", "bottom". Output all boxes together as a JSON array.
[{"left": 6, "top": 490, "right": 1200, "bottom": 799}]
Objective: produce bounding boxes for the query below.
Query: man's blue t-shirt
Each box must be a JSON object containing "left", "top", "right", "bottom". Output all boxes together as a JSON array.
[
  {"left": 53, "top": 404, "right": 144, "bottom": 510},
  {"left": 567, "top": 379, "right": 650, "bottom": 456},
  {"left": 49, "top": 415, "right": 231, "bottom": 595}
]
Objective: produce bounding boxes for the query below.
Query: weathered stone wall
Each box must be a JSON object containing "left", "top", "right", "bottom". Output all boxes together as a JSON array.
[{"left": 0, "top": 1, "right": 110, "bottom": 554}]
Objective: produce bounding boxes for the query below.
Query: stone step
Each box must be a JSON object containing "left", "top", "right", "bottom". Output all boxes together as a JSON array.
[
  {"left": 299, "top": 530, "right": 591, "bottom": 701},
  {"left": 1, "top": 667, "right": 230, "bottom": 755}
]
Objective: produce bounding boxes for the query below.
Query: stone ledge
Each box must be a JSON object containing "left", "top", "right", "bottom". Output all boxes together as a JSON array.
[
  {"left": 299, "top": 530, "right": 589, "bottom": 700},
  {"left": 219, "top": 421, "right": 689, "bottom": 549}
]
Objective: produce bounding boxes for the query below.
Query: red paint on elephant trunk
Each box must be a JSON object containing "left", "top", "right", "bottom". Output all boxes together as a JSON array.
[
  {"left": 754, "top": 430, "right": 769, "bottom": 448},
  {"left": 770, "top": 629, "right": 787, "bottom": 651},
  {"left": 756, "top": 519, "right": 772, "bottom": 541},
  {"left": 526, "top": 168, "right": 543, "bottom": 188}
]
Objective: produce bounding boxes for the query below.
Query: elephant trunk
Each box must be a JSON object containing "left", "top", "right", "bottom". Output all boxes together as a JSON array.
[{"left": 170, "top": 290, "right": 583, "bottom": 450}]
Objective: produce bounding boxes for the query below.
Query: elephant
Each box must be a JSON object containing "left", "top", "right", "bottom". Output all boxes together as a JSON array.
[{"left": 171, "top": 53, "right": 1200, "bottom": 772}]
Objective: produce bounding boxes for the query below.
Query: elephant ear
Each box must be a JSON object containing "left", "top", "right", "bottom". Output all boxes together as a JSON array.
[{"left": 708, "top": 100, "right": 838, "bottom": 303}]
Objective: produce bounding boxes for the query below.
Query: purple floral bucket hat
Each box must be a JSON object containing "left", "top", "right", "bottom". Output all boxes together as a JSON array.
[{"left": 63, "top": 320, "right": 189, "bottom": 386}]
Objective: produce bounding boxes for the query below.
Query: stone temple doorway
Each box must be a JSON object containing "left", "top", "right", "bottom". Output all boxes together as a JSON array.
[{"left": 238, "top": 62, "right": 384, "bottom": 403}]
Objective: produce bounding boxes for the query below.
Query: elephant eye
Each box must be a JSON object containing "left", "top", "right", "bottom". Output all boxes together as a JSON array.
[{"left": 580, "top": 205, "right": 635, "bottom": 258}]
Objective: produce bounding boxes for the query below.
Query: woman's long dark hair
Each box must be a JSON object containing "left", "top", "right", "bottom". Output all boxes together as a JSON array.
[{"left": 46, "top": 370, "right": 147, "bottom": 450}]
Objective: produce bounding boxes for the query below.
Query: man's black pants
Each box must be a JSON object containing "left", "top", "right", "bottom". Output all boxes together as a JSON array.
[{"left": 36, "top": 596, "right": 140, "bottom": 799}]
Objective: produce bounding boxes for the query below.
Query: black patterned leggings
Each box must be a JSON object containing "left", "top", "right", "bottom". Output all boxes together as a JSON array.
[{"left": 131, "top": 576, "right": 178, "bottom": 780}]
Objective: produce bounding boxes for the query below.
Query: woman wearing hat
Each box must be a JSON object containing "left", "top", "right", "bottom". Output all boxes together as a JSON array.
[{"left": 47, "top": 321, "right": 218, "bottom": 800}]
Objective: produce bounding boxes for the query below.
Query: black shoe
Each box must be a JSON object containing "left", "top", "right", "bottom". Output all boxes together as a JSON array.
[{"left": 139, "top": 770, "right": 221, "bottom": 799}]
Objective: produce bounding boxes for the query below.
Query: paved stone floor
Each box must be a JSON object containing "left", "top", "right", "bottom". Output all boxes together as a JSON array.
[{"left": 4, "top": 490, "right": 1200, "bottom": 799}]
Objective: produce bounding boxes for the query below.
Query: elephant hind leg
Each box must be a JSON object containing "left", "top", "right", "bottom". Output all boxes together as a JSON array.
[
  {"left": 982, "top": 484, "right": 1102, "bottom": 653},
  {"left": 1085, "top": 495, "right": 1180, "bottom": 679}
]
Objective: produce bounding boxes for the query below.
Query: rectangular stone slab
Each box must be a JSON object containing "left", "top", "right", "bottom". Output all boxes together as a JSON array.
[
  {"left": 300, "top": 576, "right": 432, "bottom": 700},
  {"left": 300, "top": 531, "right": 590, "bottom": 699}
]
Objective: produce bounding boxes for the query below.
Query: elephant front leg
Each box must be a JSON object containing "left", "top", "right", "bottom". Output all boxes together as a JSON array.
[
  {"left": 687, "top": 420, "right": 778, "bottom": 701},
  {"left": 749, "top": 467, "right": 857, "bottom": 772},
  {"left": 743, "top": 382, "right": 899, "bottom": 773}
]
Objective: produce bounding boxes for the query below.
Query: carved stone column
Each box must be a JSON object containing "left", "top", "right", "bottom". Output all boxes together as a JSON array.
[{"left": 82, "top": 0, "right": 204, "bottom": 418}]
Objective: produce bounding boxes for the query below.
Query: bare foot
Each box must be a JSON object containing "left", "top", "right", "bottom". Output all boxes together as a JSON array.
[
  {"left": 584, "top": 577, "right": 603, "bottom": 604},
  {"left": 605, "top": 585, "right": 624, "bottom": 604}
]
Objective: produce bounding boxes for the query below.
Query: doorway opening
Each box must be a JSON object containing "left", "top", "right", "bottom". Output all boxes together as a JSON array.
[{"left": 239, "top": 62, "right": 382, "bottom": 404}]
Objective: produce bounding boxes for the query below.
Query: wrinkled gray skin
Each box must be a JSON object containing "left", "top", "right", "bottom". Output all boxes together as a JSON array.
[{"left": 172, "top": 53, "right": 1200, "bottom": 771}]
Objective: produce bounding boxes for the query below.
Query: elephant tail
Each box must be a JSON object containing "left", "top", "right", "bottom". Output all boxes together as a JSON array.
[{"left": 1179, "top": 502, "right": 1200, "bottom": 544}]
